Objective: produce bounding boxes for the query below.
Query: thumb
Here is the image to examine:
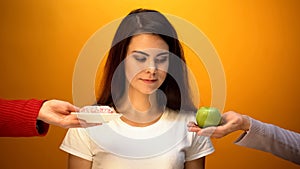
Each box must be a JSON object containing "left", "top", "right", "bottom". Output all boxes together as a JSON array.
[{"left": 64, "top": 102, "right": 80, "bottom": 113}]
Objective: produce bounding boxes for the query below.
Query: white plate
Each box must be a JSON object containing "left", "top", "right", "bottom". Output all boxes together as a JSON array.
[{"left": 72, "top": 112, "right": 122, "bottom": 123}]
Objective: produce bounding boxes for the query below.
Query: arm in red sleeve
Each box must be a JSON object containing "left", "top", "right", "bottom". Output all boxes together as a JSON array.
[{"left": 0, "top": 98, "right": 49, "bottom": 137}]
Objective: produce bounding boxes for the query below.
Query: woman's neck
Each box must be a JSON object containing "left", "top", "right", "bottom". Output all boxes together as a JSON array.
[
  {"left": 116, "top": 87, "right": 163, "bottom": 125},
  {"left": 128, "top": 89, "right": 154, "bottom": 112}
]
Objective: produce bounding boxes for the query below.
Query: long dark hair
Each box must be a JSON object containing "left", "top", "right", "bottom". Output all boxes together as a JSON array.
[{"left": 97, "top": 8, "right": 196, "bottom": 112}]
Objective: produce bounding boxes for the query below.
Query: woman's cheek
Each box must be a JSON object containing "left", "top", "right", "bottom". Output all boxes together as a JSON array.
[{"left": 125, "top": 61, "right": 143, "bottom": 83}]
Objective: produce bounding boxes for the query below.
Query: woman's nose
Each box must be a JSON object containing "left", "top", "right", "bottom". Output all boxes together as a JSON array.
[{"left": 146, "top": 60, "right": 157, "bottom": 73}]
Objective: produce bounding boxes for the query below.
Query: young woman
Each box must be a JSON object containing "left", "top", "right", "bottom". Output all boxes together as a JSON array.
[{"left": 60, "top": 9, "right": 214, "bottom": 169}]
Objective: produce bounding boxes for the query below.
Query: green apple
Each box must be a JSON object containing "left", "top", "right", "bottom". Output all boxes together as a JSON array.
[{"left": 196, "top": 107, "right": 222, "bottom": 128}]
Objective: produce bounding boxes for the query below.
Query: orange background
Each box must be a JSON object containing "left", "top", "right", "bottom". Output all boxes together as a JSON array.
[{"left": 0, "top": 1, "right": 299, "bottom": 169}]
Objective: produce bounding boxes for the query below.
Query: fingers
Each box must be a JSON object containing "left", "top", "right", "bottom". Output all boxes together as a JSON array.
[
  {"left": 187, "top": 121, "right": 218, "bottom": 138},
  {"left": 58, "top": 114, "right": 101, "bottom": 128},
  {"left": 188, "top": 126, "right": 201, "bottom": 132},
  {"left": 78, "top": 120, "right": 102, "bottom": 128},
  {"left": 187, "top": 121, "right": 201, "bottom": 134},
  {"left": 59, "top": 101, "right": 80, "bottom": 115},
  {"left": 48, "top": 99, "right": 79, "bottom": 114},
  {"left": 187, "top": 121, "right": 198, "bottom": 127},
  {"left": 65, "top": 102, "right": 80, "bottom": 113},
  {"left": 199, "top": 127, "right": 217, "bottom": 137}
]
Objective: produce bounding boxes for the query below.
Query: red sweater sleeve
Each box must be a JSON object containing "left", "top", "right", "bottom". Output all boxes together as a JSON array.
[{"left": 0, "top": 99, "right": 49, "bottom": 137}]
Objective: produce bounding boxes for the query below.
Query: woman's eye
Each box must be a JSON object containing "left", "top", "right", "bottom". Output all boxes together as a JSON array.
[
  {"left": 133, "top": 55, "right": 146, "bottom": 62},
  {"left": 155, "top": 56, "right": 168, "bottom": 63}
]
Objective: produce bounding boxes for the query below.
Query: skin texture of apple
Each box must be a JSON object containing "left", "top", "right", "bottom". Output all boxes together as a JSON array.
[{"left": 196, "top": 107, "right": 222, "bottom": 128}]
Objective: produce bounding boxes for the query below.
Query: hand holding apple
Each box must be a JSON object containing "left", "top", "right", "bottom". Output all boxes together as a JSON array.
[{"left": 196, "top": 107, "right": 222, "bottom": 128}]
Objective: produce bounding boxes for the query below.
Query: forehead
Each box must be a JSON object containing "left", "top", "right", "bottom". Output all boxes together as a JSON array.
[{"left": 127, "top": 34, "right": 169, "bottom": 52}]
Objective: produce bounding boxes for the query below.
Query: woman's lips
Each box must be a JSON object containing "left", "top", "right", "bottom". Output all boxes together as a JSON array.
[{"left": 140, "top": 78, "right": 157, "bottom": 84}]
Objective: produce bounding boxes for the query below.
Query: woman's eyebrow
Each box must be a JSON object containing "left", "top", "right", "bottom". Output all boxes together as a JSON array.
[
  {"left": 157, "top": 52, "right": 169, "bottom": 57},
  {"left": 132, "top": 50, "right": 169, "bottom": 57},
  {"left": 132, "top": 50, "right": 149, "bottom": 56}
]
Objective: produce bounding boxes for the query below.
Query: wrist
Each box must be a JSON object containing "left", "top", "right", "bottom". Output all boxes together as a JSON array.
[
  {"left": 241, "top": 115, "right": 250, "bottom": 131},
  {"left": 37, "top": 100, "right": 48, "bottom": 121}
]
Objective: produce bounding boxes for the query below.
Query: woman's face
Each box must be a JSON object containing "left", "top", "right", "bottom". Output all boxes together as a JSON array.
[{"left": 125, "top": 34, "right": 169, "bottom": 95}]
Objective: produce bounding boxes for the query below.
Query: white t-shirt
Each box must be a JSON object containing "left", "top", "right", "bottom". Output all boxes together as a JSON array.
[{"left": 60, "top": 108, "right": 214, "bottom": 169}]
